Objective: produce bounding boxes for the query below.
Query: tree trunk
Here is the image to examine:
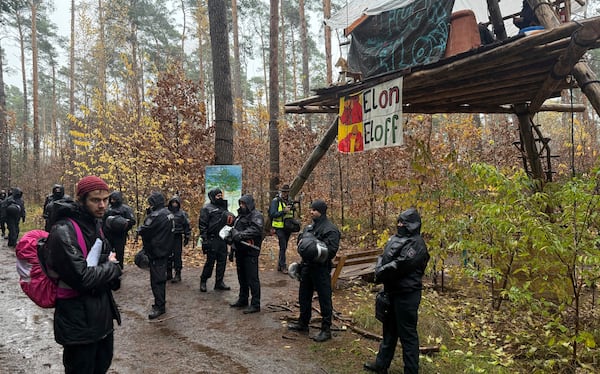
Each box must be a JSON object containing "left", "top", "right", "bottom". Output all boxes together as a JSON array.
[
  {"left": 98, "top": 0, "right": 107, "bottom": 105},
  {"left": 30, "top": 1, "right": 41, "bottom": 200},
  {"left": 0, "top": 44, "right": 9, "bottom": 188},
  {"left": 231, "top": 0, "right": 243, "bottom": 125},
  {"left": 269, "top": 0, "right": 280, "bottom": 198},
  {"left": 17, "top": 12, "right": 29, "bottom": 164},
  {"left": 280, "top": 0, "right": 286, "bottom": 104},
  {"left": 323, "top": 0, "right": 332, "bottom": 85},
  {"left": 299, "top": 0, "right": 311, "bottom": 128},
  {"left": 195, "top": 0, "right": 207, "bottom": 122},
  {"left": 208, "top": 0, "right": 234, "bottom": 165}
]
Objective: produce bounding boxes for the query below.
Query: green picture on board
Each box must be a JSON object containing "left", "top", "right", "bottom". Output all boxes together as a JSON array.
[{"left": 205, "top": 165, "right": 242, "bottom": 212}]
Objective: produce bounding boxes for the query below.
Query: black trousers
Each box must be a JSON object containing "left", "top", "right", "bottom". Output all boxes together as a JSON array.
[
  {"left": 6, "top": 216, "right": 20, "bottom": 246},
  {"left": 1, "top": 217, "right": 6, "bottom": 235},
  {"left": 200, "top": 238, "right": 227, "bottom": 283},
  {"left": 167, "top": 235, "right": 183, "bottom": 274},
  {"left": 62, "top": 332, "right": 114, "bottom": 374},
  {"left": 149, "top": 257, "right": 168, "bottom": 310},
  {"left": 108, "top": 234, "right": 127, "bottom": 270},
  {"left": 298, "top": 263, "right": 333, "bottom": 331},
  {"left": 235, "top": 253, "right": 261, "bottom": 307},
  {"left": 375, "top": 289, "right": 422, "bottom": 374},
  {"left": 275, "top": 228, "right": 291, "bottom": 270}
]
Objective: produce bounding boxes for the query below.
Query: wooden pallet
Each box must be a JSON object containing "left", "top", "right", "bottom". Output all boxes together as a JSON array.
[{"left": 331, "top": 249, "right": 381, "bottom": 288}]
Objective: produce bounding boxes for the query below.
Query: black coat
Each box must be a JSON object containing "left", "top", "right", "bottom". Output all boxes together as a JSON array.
[
  {"left": 231, "top": 195, "right": 264, "bottom": 256},
  {"left": 103, "top": 191, "right": 136, "bottom": 236},
  {"left": 46, "top": 199, "right": 122, "bottom": 345},
  {"left": 298, "top": 213, "right": 340, "bottom": 268},
  {"left": 138, "top": 192, "right": 175, "bottom": 259},
  {"left": 375, "top": 208, "right": 430, "bottom": 294}
]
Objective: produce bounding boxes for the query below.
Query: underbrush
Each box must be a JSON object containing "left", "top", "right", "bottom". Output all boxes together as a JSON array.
[{"left": 331, "top": 268, "right": 599, "bottom": 373}]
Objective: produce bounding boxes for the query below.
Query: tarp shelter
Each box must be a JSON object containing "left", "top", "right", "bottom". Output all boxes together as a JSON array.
[{"left": 285, "top": 0, "right": 600, "bottom": 187}]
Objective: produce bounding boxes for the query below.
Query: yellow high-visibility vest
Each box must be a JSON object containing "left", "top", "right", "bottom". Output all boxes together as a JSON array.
[{"left": 272, "top": 199, "right": 294, "bottom": 228}]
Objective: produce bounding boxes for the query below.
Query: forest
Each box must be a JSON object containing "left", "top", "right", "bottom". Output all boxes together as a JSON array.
[{"left": 1, "top": 0, "right": 600, "bottom": 372}]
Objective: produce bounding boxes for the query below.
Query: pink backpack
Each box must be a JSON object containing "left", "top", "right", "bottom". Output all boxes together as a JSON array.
[{"left": 15, "top": 219, "right": 88, "bottom": 308}]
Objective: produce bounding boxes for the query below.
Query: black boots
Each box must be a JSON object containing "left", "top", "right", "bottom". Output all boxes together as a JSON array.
[
  {"left": 243, "top": 305, "right": 260, "bottom": 314},
  {"left": 229, "top": 300, "right": 248, "bottom": 308},
  {"left": 148, "top": 306, "right": 165, "bottom": 320},
  {"left": 312, "top": 329, "right": 332, "bottom": 342},
  {"left": 199, "top": 280, "right": 207, "bottom": 292},
  {"left": 214, "top": 281, "right": 230, "bottom": 291},
  {"left": 363, "top": 361, "right": 388, "bottom": 374},
  {"left": 287, "top": 322, "right": 309, "bottom": 332},
  {"left": 172, "top": 271, "right": 181, "bottom": 283}
]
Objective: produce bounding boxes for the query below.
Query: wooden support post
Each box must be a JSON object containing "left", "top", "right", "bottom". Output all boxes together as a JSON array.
[
  {"left": 527, "top": 0, "right": 600, "bottom": 117},
  {"left": 487, "top": 0, "right": 507, "bottom": 40},
  {"left": 515, "top": 104, "right": 545, "bottom": 183},
  {"left": 289, "top": 116, "right": 338, "bottom": 198},
  {"left": 529, "top": 19, "right": 600, "bottom": 112}
]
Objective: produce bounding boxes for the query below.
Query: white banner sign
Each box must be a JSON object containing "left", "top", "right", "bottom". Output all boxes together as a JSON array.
[{"left": 338, "top": 77, "right": 403, "bottom": 153}]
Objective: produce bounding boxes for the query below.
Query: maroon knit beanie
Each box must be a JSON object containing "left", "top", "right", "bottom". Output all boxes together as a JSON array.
[{"left": 76, "top": 176, "right": 109, "bottom": 197}]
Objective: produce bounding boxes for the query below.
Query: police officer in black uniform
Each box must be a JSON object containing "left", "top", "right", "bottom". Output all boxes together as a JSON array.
[
  {"left": 364, "top": 208, "right": 430, "bottom": 374},
  {"left": 137, "top": 192, "right": 175, "bottom": 320},
  {"left": 288, "top": 199, "right": 340, "bottom": 342},
  {"left": 229, "top": 194, "right": 264, "bottom": 314},
  {"left": 167, "top": 195, "right": 191, "bottom": 283},
  {"left": 4, "top": 187, "right": 26, "bottom": 247},
  {"left": 103, "top": 191, "right": 136, "bottom": 269},
  {"left": 43, "top": 184, "right": 69, "bottom": 232},
  {"left": 0, "top": 189, "right": 7, "bottom": 238},
  {"left": 199, "top": 188, "right": 231, "bottom": 292}
]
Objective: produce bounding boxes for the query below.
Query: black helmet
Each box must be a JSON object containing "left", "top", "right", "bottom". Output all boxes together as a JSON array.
[
  {"left": 134, "top": 249, "right": 150, "bottom": 270},
  {"left": 105, "top": 215, "right": 129, "bottom": 233},
  {"left": 297, "top": 232, "right": 329, "bottom": 263}
]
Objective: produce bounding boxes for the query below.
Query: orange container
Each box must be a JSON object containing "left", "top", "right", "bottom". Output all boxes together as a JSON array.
[{"left": 445, "top": 10, "right": 481, "bottom": 58}]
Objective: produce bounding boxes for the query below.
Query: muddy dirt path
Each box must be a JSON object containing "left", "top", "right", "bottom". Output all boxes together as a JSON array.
[{"left": 0, "top": 236, "right": 362, "bottom": 374}]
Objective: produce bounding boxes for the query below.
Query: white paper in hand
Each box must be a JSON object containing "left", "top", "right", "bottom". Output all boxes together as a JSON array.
[
  {"left": 219, "top": 225, "right": 232, "bottom": 240},
  {"left": 86, "top": 238, "right": 103, "bottom": 267}
]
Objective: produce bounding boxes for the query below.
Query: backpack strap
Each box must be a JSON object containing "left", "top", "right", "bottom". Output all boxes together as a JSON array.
[
  {"left": 56, "top": 219, "right": 90, "bottom": 300},
  {"left": 67, "top": 218, "right": 89, "bottom": 257}
]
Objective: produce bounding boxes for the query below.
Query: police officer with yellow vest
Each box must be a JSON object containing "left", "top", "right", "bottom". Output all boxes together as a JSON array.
[{"left": 269, "top": 184, "right": 295, "bottom": 273}]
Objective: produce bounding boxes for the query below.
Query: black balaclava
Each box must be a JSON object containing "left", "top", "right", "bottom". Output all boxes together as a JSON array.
[
  {"left": 208, "top": 188, "right": 228, "bottom": 209},
  {"left": 310, "top": 199, "right": 327, "bottom": 216},
  {"left": 168, "top": 195, "right": 181, "bottom": 212},
  {"left": 147, "top": 191, "right": 165, "bottom": 212},
  {"left": 396, "top": 207, "right": 422, "bottom": 237},
  {"left": 52, "top": 184, "right": 65, "bottom": 200}
]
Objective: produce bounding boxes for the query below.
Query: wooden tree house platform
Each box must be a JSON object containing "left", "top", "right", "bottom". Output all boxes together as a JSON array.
[
  {"left": 284, "top": 3, "right": 600, "bottom": 286},
  {"left": 286, "top": 16, "right": 600, "bottom": 116}
]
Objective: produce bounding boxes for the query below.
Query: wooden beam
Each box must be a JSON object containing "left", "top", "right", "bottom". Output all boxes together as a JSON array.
[
  {"left": 515, "top": 104, "right": 545, "bottom": 181},
  {"left": 530, "top": 20, "right": 600, "bottom": 111},
  {"left": 289, "top": 116, "right": 338, "bottom": 199},
  {"left": 528, "top": 0, "right": 600, "bottom": 117},
  {"left": 487, "top": 0, "right": 507, "bottom": 40}
]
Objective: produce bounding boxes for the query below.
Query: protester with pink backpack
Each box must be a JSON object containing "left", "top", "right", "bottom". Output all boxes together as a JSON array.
[{"left": 44, "top": 176, "right": 121, "bottom": 373}]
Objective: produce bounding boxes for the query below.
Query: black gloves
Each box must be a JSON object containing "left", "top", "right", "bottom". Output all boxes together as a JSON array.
[
  {"left": 201, "top": 242, "right": 209, "bottom": 254},
  {"left": 228, "top": 250, "right": 235, "bottom": 262},
  {"left": 183, "top": 236, "right": 190, "bottom": 246},
  {"left": 231, "top": 229, "right": 242, "bottom": 243}
]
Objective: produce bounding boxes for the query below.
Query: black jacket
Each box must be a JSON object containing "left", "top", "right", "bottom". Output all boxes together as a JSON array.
[
  {"left": 298, "top": 213, "right": 340, "bottom": 268},
  {"left": 231, "top": 194, "right": 264, "bottom": 256},
  {"left": 138, "top": 192, "right": 175, "bottom": 259},
  {"left": 375, "top": 208, "right": 430, "bottom": 294},
  {"left": 2, "top": 187, "right": 26, "bottom": 221},
  {"left": 45, "top": 198, "right": 122, "bottom": 345},
  {"left": 167, "top": 195, "right": 191, "bottom": 238},
  {"left": 199, "top": 189, "right": 229, "bottom": 242},
  {"left": 103, "top": 191, "right": 136, "bottom": 234}
]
